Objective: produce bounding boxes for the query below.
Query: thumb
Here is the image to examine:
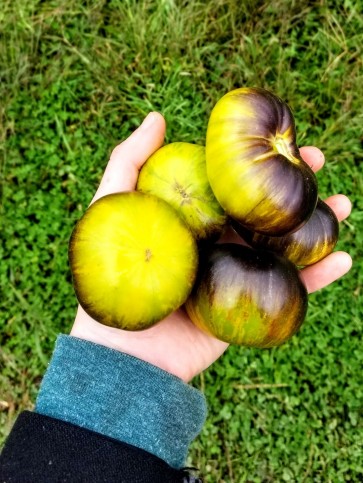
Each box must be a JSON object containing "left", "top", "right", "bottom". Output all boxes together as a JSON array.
[{"left": 91, "top": 112, "right": 166, "bottom": 204}]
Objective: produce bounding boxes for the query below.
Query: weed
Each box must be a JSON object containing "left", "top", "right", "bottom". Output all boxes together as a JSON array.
[{"left": 1, "top": 1, "right": 362, "bottom": 480}]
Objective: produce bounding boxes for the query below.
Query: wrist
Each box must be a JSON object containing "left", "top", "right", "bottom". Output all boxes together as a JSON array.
[
  {"left": 71, "top": 306, "right": 196, "bottom": 382},
  {"left": 71, "top": 305, "right": 125, "bottom": 352}
]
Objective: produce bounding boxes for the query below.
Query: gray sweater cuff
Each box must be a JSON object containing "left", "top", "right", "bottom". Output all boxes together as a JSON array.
[{"left": 35, "top": 334, "right": 207, "bottom": 469}]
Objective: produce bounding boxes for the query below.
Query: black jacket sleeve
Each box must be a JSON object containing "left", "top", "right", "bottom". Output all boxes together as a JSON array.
[{"left": 0, "top": 411, "right": 193, "bottom": 483}]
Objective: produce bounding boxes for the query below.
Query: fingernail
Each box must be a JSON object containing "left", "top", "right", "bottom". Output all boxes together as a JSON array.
[{"left": 140, "top": 112, "right": 156, "bottom": 131}]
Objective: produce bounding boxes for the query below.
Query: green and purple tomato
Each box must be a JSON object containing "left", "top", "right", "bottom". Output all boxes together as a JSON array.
[
  {"left": 137, "top": 142, "right": 227, "bottom": 241},
  {"left": 232, "top": 199, "right": 339, "bottom": 266},
  {"left": 206, "top": 87, "right": 318, "bottom": 236},
  {"left": 185, "top": 244, "right": 308, "bottom": 348},
  {"left": 69, "top": 191, "right": 198, "bottom": 330}
]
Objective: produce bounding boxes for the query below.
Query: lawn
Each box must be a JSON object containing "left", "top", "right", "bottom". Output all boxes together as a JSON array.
[{"left": 1, "top": 0, "right": 362, "bottom": 481}]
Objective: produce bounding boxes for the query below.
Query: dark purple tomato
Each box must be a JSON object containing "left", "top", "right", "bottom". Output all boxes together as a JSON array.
[
  {"left": 206, "top": 87, "right": 318, "bottom": 236},
  {"left": 186, "top": 244, "right": 308, "bottom": 347},
  {"left": 232, "top": 199, "right": 339, "bottom": 266}
]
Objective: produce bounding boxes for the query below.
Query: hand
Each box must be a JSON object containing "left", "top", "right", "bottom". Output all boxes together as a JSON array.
[{"left": 70, "top": 113, "right": 352, "bottom": 382}]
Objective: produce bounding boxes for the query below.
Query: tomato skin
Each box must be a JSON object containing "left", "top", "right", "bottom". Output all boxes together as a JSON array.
[
  {"left": 137, "top": 142, "right": 227, "bottom": 241},
  {"left": 232, "top": 199, "right": 339, "bottom": 266},
  {"left": 206, "top": 87, "right": 318, "bottom": 236},
  {"left": 185, "top": 244, "right": 308, "bottom": 348},
  {"left": 69, "top": 192, "right": 198, "bottom": 330}
]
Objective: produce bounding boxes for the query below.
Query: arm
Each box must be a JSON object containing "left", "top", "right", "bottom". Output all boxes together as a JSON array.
[
  {"left": 1, "top": 335, "right": 204, "bottom": 482},
  {"left": 0, "top": 112, "right": 352, "bottom": 482}
]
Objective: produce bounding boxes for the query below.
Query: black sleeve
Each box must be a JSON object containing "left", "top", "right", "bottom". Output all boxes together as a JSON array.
[{"left": 0, "top": 411, "right": 193, "bottom": 483}]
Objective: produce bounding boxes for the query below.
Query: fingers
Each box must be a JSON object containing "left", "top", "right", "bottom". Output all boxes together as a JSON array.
[
  {"left": 324, "top": 194, "right": 352, "bottom": 222},
  {"left": 299, "top": 146, "right": 325, "bottom": 172},
  {"left": 300, "top": 251, "right": 352, "bottom": 294},
  {"left": 298, "top": 148, "right": 353, "bottom": 220},
  {"left": 298, "top": 147, "right": 352, "bottom": 221},
  {"left": 92, "top": 137, "right": 325, "bottom": 204},
  {"left": 91, "top": 112, "right": 166, "bottom": 204},
  {"left": 301, "top": 194, "right": 352, "bottom": 293}
]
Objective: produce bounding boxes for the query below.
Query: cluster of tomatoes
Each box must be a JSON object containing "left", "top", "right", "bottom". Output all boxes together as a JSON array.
[{"left": 69, "top": 87, "right": 338, "bottom": 347}]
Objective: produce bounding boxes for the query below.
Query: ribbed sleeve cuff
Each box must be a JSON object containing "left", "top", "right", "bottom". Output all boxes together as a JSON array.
[{"left": 35, "top": 335, "right": 207, "bottom": 469}]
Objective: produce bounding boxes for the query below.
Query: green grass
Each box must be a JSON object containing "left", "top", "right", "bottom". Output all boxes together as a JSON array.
[{"left": 1, "top": 0, "right": 363, "bottom": 481}]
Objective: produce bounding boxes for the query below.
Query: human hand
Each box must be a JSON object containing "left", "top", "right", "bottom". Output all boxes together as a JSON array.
[{"left": 70, "top": 113, "right": 352, "bottom": 382}]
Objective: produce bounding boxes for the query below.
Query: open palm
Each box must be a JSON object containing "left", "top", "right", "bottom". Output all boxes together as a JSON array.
[{"left": 71, "top": 113, "right": 352, "bottom": 382}]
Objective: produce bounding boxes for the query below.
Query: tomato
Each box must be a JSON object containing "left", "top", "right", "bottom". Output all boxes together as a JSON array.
[{"left": 69, "top": 192, "right": 198, "bottom": 330}]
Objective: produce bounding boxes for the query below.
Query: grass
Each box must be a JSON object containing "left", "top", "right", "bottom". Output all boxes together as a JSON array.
[{"left": 1, "top": 0, "right": 363, "bottom": 481}]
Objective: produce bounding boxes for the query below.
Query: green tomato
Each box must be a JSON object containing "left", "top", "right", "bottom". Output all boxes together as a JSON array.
[
  {"left": 137, "top": 142, "right": 227, "bottom": 241},
  {"left": 69, "top": 192, "right": 198, "bottom": 330}
]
